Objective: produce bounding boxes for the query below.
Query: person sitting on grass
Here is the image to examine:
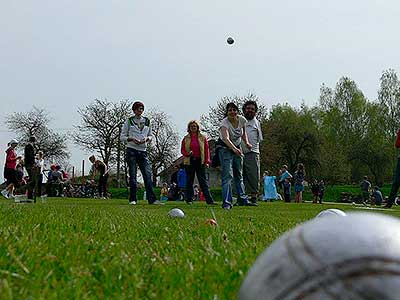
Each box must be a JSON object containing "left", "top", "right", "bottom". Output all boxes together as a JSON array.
[
  {"left": 89, "top": 155, "right": 109, "bottom": 199},
  {"left": 160, "top": 182, "right": 169, "bottom": 202},
  {"left": 167, "top": 182, "right": 178, "bottom": 201},
  {"left": 371, "top": 186, "right": 383, "bottom": 206},
  {"left": 47, "top": 165, "right": 65, "bottom": 197}
]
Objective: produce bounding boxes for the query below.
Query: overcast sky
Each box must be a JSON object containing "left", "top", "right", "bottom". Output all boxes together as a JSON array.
[{"left": 1, "top": 0, "right": 400, "bottom": 179}]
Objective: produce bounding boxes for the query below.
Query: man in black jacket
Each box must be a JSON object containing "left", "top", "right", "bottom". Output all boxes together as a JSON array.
[{"left": 24, "top": 136, "right": 36, "bottom": 201}]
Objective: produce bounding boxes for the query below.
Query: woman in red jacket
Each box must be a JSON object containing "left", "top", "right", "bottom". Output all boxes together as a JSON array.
[
  {"left": 2, "top": 139, "right": 22, "bottom": 199},
  {"left": 181, "top": 120, "right": 215, "bottom": 205}
]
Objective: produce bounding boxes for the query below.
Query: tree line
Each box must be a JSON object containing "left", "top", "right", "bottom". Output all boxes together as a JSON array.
[{"left": 6, "top": 68, "right": 400, "bottom": 186}]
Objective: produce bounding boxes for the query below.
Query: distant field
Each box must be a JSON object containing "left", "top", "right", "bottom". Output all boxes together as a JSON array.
[{"left": 0, "top": 198, "right": 399, "bottom": 299}]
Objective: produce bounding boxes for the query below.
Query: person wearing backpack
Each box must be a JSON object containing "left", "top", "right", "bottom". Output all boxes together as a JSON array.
[{"left": 120, "top": 101, "right": 163, "bottom": 205}]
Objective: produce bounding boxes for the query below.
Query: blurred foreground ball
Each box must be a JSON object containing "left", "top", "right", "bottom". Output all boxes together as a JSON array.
[
  {"left": 227, "top": 37, "right": 234, "bottom": 44},
  {"left": 316, "top": 208, "right": 347, "bottom": 218},
  {"left": 239, "top": 213, "right": 400, "bottom": 300},
  {"left": 168, "top": 208, "right": 185, "bottom": 218}
]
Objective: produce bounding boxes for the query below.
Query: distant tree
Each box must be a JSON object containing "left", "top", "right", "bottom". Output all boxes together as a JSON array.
[
  {"left": 261, "top": 104, "right": 321, "bottom": 177},
  {"left": 378, "top": 68, "right": 400, "bottom": 141},
  {"left": 5, "top": 106, "right": 70, "bottom": 162},
  {"left": 145, "top": 108, "right": 179, "bottom": 186},
  {"left": 73, "top": 99, "right": 131, "bottom": 166},
  {"left": 200, "top": 93, "right": 268, "bottom": 140}
]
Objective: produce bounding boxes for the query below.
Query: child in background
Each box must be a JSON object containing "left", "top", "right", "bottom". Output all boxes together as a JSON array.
[
  {"left": 160, "top": 182, "right": 169, "bottom": 202},
  {"left": 310, "top": 179, "right": 320, "bottom": 203},
  {"left": 262, "top": 170, "right": 278, "bottom": 201},
  {"left": 318, "top": 180, "right": 325, "bottom": 204},
  {"left": 293, "top": 163, "right": 305, "bottom": 203},
  {"left": 283, "top": 178, "right": 291, "bottom": 202},
  {"left": 279, "top": 165, "right": 292, "bottom": 200}
]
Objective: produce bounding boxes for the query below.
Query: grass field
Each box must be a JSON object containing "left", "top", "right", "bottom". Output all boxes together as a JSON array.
[{"left": 1, "top": 198, "right": 399, "bottom": 300}]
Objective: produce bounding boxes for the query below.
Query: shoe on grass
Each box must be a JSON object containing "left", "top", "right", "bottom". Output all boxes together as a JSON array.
[
  {"left": 151, "top": 200, "right": 165, "bottom": 205},
  {"left": 129, "top": 201, "right": 137, "bottom": 205}
]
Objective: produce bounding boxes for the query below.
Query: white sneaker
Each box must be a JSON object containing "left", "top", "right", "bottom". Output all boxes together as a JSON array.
[
  {"left": 129, "top": 201, "right": 137, "bottom": 205},
  {"left": 1, "top": 189, "right": 9, "bottom": 199}
]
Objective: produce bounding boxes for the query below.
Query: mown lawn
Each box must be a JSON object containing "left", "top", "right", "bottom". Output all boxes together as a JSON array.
[{"left": 0, "top": 198, "right": 399, "bottom": 299}]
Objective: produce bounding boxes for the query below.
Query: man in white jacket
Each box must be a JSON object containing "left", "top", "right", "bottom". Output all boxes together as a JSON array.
[{"left": 120, "top": 101, "right": 163, "bottom": 205}]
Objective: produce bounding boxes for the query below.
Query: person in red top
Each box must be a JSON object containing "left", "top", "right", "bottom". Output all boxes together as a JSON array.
[
  {"left": 385, "top": 128, "right": 400, "bottom": 208},
  {"left": 2, "top": 139, "right": 22, "bottom": 199},
  {"left": 181, "top": 120, "right": 216, "bottom": 205}
]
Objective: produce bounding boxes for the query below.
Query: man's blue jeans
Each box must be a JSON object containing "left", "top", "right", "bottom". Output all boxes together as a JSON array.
[
  {"left": 126, "top": 148, "right": 156, "bottom": 203},
  {"left": 219, "top": 148, "right": 248, "bottom": 208}
]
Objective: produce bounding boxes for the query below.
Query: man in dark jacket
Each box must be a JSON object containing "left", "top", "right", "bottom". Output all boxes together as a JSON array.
[{"left": 24, "top": 136, "right": 37, "bottom": 201}]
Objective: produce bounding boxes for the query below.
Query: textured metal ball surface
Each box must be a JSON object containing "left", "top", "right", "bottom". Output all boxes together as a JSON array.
[
  {"left": 239, "top": 213, "right": 400, "bottom": 300},
  {"left": 316, "top": 208, "right": 347, "bottom": 218},
  {"left": 227, "top": 37, "right": 234, "bottom": 44},
  {"left": 168, "top": 208, "right": 185, "bottom": 218}
]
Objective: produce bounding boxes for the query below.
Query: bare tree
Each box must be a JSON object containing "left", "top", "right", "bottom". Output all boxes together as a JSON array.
[
  {"left": 146, "top": 108, "right": 179, "bottom": 186},
  {"left": 200, "top": 93, "right": 268, "bottom": 139},
  {"left": 73, "top": 99, "right": 131, "bottom": 166},
  {"left": 5, "top": 106, "right": 70, "bottom": 162}
]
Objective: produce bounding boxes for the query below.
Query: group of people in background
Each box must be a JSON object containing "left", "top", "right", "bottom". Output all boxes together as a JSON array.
[
  {"left": 9, "top": 100, "right": 400, "bottom": 207},
  {"left": 120, "top": 100, "right": 264, "bottom": 209},
  {"left": 1, "top": 137, "right": 67, "bottom": 201}
]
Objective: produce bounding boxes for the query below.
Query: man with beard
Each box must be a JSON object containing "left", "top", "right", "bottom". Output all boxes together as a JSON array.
[{"left": 242, "top": 100, "right": 263, "bottom": 204}]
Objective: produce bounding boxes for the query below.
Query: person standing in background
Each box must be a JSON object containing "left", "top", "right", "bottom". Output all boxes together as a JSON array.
[
  {"left": 293, "top": 163, "right": 306, "bottom": 203},
  {"left": 1, "top": 139, "right": 22, "bottom": 199},
  {"left": 181, "top": 120, "right": 216, "bottom": 205},
  {"left": 120, "top": 101, "right": 163, "bottom": 205},
  {"left": 385, "top": 128, "right": 400, "bottom": 208},
  {"left": 89, "top": 155, "right": 109, "bottom": 199},
  {"left": 217, "top": 102, "right": 256, "bottom": 209},
  {"left": 242, "top": 101, "right": 263, "bottom": 204},
  {"left": 24, "top": 136, "right": 37, "bottom": 201}
]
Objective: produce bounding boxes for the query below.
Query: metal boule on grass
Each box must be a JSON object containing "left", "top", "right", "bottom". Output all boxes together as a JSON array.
[
  {"left": 316, "top": 208, "right": 347, "bottom": 218},
  {"left": 168, "top": 208, "right": 185, "bottom": 218},
  {"left": 239, "top": 212, "right": 400, "bottom": 300}
]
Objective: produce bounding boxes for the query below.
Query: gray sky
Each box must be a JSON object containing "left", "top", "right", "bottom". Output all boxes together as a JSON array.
[{"left": 1, "top": 0, "right": 400, "bottom": 179}]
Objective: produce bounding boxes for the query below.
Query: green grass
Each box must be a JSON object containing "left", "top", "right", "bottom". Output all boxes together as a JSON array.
[{"left": 1, "top": 198, "right": 399, "bottom": 299}]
